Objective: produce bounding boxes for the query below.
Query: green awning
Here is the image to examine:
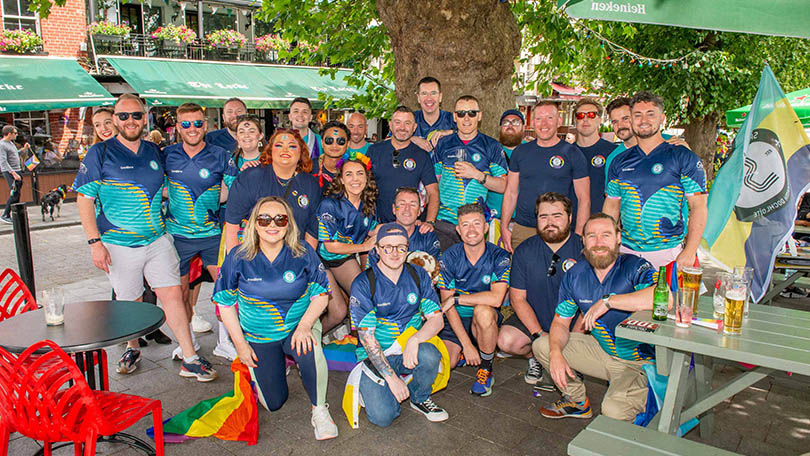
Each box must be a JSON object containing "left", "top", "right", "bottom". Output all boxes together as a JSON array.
[
  {"left": 558, "top": 0, "right": 810, "bottom": 39},
  {"left": 0, "top": 56, "right": 114, "bottom": 113},
  {"left": 104, "top": 56, "right": 363, "bottom": 109},
  {"left": 726, "top": 87, "right": 810, "bottom": 128}
]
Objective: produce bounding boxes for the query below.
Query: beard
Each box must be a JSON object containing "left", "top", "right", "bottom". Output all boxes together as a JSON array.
[
  {"left": 119, "top": 125, "right": 144, "bottom": 142},
  {"left": 225, "top": 117, "right": 239, "bottom": 132},
  {"left": 584, "top": 243, "right": 620, "bottom": 269},
  {"left": 499, "top": 129, "right": 523, "bottom": 147},
  {"left": 539, "top": 222, "right": 570, "bottom": 244},
  {"left": 632, "top": 123, "right": 660, "bottom": 139},
  {"left": 615, "top": 127, "right": 633, "bottom": 141}
]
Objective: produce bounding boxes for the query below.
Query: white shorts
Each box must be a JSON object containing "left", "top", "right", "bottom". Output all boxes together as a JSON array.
[
  {"left": 104, "top": 233, "right": 181, "bottom": 300},
  {"left": 620, "top": 244, "right": 682, "bottom": 270}
]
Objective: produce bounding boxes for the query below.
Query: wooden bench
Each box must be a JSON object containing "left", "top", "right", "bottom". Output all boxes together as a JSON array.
[{"left": 568, "top": 415, "right": 739, "bottom": 456}]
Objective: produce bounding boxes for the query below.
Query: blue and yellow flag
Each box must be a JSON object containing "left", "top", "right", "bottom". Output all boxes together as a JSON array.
[{"left": 702, "top": 65, "right": 810, "bottom": 302}]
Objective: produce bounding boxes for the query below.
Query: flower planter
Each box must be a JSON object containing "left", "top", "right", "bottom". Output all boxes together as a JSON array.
[
  {"left": 159, "top": 39, "right": 187, "bottom": 57},
  {"left": 92, "top": 34, "right": 125, "bottom": 54}
]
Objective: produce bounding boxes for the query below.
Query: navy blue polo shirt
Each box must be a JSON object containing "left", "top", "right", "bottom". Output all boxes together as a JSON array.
[
  {"left": 511, "top": 234, "right": 584, "bottom": 332},
  {"left": 509, "top": 139, "right": 588, "bottom": 227},
  {"left": 437, "top": 242, "right": 511, "bottom": 318},
  {"left": 577, "top": 138, "right": 615, "bottom": 213},
  {"left": 225, "top": 166, "right": 321, "bottom": 239},
  {"left": 205, "top": 128, "right": 238, "bottom": 154},
  {"left": 368, "top": 141, "right": 437, "bottom": 223},
  {"left": 72, "top": 137, "right": 165, "bottom": 247},
  {"left": 556, "top": 254, "right": 655, "bottom": 361},
  {"left": 316, "top": 196, "right": 378, "bottom": 262},
  {"left": 414, "top": 109, "right": 456, "bottom": 139}
]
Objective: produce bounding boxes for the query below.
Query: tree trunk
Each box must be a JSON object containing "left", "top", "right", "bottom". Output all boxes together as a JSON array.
[
  {"left": 682, "top": 111, "right": 719, "bottom": 182},
  {"left": 376, "top": 0, "right": 521, "bottom": 137}
]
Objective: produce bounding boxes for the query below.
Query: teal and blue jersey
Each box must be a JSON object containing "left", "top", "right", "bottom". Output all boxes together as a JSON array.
[
  {"left": 367, "top": 227, "right": 441, "bottom": 265},
  {"left": 606, "top": 142, "right": 707, "bottom": 252},
  {"left": 433, "top": 132, "right": 508, "bottom": 224},
  {"left": 367, "top": 141, "right": 437, "bottom": 223},
  {"left": 555, "top": 253, "right": 655, "bottom": 361},
  {"left": 163, "top": 142, "right": 238, "bottom": 239},
  {"left": 485, "top": 144, "right": 516, "bottom": 218},
  {"left": 578, "top": 138, "right": 615, "bottom": 213},
  {"left": 603, "top": 134, "right": 672, "bottom": 183},
  {"left": 316, "top": 196, "right": 378, "bottom": 262},
  {"left": 235, "top": 154, "right": 260, "bottom": 171},
  {"left": 414, "top": 109, "right": 455, "bottom": 140},
  {"left": 350, "top": 261, "right": 441, "bottom": 361},
  {"left": 437, "top": 242, "right": 511, "bottom": 318},
  {"left": 348, "top": 142, "right": 371, "bottom": 155},
  {"left": 72, "top": 137, "right": 165, "bottom": 247},
  {"left": 204, "top": 129, "right": 238, "bottom": 155},
  {"left": 213, "top": 243, "right": 330, "bottom": 343}
]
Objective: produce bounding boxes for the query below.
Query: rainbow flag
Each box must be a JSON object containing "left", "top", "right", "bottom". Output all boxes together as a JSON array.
[
  {"left": 148, "top": 359, "right": 258, "bottom": 445},
  {"left": 24, "top": 154, "right": 39, "bottom": 171},
  {"left": 323, "top": 335, "right": 358, "bottom": 371},
  {"left": 702, "top": 65, "right": 810, "bottom": 302}
]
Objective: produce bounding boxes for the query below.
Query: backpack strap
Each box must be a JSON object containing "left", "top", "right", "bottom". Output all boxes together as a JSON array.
[
  {"left": 366, "top": 263, "right": 421, "bottom": 307},
  {"left": 365, "top": 267, "right": 376, "bottom": 300}
]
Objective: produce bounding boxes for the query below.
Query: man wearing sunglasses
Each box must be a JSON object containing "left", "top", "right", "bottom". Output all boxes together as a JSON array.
[
  {"left": 368, "top": 106, "right": 438, "bottom": 224},
  {"left": 163, "top": 103, "right": 238, "bottom": 361},
  {"left": 289, "top": 97, "right": 321, "bottom": 161},
  {"left": 411, "top": 76, "right": 456, "bottom": 152},
  {"left": 498, "top": 192, "right": 583, "bottom": 393},
  {"left": 486, "top": 109, "right": 526, "bottom": 243},
  {"left": 433, "top": 96, "right": 508, "bottom": 251},
  {"left": 350, "top": 223, "right": 449, "bottom": 426},
  {"left": 573, "top": 98, "right": 614, "bottom": 213},
  {"left": 73, "top": 94, "right": 217, "bottom": 382},
  {"left": 205, "top": 97, "right": 246, "bottom": 154},
  {"left": 501, "top": 101, "right": 590, "bottom": 253},
  {"left": 347, "top": 112, "right": 370, "bottom": 155}
]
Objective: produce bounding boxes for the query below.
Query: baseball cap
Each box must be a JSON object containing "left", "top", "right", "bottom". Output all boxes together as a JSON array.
[
  {"left": 376, "top": 223, "right": 409, "bottom": 243},
  {"left": 500, "top": 109, "right": 525, "bottom": 124}
]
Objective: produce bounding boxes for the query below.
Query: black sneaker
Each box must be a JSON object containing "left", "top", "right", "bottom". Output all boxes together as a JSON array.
[
  {"left": 0, "top": 216, "right": 12, "bottom": 224},
  {"left": 410, "top": 398, "right": 449, "bottom": 422},
  {"left": 180, "top": 356, "right": 218, "bottom": 382},
  {"left": 146, "top": 329, "right": 172, "bottom": 344},
  {"left": 116, "top": 348, "right": 141, "bottom": 374}
]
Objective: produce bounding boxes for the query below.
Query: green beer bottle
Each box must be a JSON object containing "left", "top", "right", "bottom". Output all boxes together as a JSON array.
[{"left": 653, "top": 266, "right": 669, "bottom": 321}]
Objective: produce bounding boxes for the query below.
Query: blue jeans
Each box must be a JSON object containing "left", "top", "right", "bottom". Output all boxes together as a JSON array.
[{"left": 359, "top": 342, "right": 441, "bottom": 427}]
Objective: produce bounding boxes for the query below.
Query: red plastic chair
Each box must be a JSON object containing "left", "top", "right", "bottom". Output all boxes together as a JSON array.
[
  {"left": 0, "top": 268, "right": 37, "bottom": 322},
  {"left": 0, "top": 340, "right": 164, "bottom": 456}
]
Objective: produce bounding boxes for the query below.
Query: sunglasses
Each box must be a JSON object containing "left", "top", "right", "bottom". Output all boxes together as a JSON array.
[
  {"left": 575, "top": 111, "right": 599, "bottom": 120},
  {"left": 180, "top": 120, "right": 205, "bottom": 129},
  {"left": 547, "top": 253, "right": 561, "bottom": 277},
  {"left": 455, "top": 110, "right": 480, "bottom": 118},
  {"left": 501, "top": 119, "right": 523, "bottom": 127},
  {"left": 115, "top": 112, "right": 144, "bottom": 121},
  {"left": 379, "top": 244, "right": 408, "bottom": 255},
  {"left": 324, "top": 137, "right": 347, "bottom": 146},
  {"left": 392, "top": 148, "right": 401, "bottom": 168},
  {"left": 256, "top": 214, "right": 289, "bottom": 227}
]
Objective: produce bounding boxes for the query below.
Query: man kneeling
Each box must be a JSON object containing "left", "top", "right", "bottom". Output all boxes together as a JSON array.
[
  {"left": 534, "top": 213, "right": 656, "bottom": 421},
  {"left": 350, "top": 223, "right": 449, "bottom": 427}
]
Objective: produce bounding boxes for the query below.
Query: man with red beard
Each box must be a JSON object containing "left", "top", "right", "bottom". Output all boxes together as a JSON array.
[
  {"left": 533, "top": 213, "right": 656, "bottom": 421},
  {"left": 486, "top": 109, "right": 525, "bottom": 223},
  {"left": 497, "top": 192, "right": 583, "bottom": 392}
]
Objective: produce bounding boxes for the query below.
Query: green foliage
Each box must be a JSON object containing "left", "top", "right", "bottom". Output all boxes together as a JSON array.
[
  {"left": 151, "top": 24, "right": 197, "bottom": 44},
  {"left": 0, "top": 29, "right": 44, "bottom": 53},
  {"left": 87, "top": 20, "right": 131, "bottom": 36}
]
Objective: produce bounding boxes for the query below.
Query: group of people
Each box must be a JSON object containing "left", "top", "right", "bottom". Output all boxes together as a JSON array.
[{"left": 65, "top": 75, "right": 707, "bottom": 441}]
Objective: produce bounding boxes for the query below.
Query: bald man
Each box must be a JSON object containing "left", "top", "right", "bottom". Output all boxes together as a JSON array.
[{"left": 347, "top": 112, "right": 370, "bottom": 154}]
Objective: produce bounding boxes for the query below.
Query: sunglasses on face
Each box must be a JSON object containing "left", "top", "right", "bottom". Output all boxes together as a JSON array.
[
  {"left": 575, "top": 111, "right": 598, "bottom": 120},
  {"left": 547, "top": 253, "right": 561, "bottom": 277},
  {"left": 323, "top": 137, "right": 347, "bottom": 146},
  {"left": 392, "top": 148, "right": 401, "bottom": 168},
  {"left": 180, "top": 120, "right": 205, "bottom": 129},
  {"left": 455, "top": 110, "right": 480, "bottom": 118},
  {"left": 501, "top": 119, "right": 523, "bottom": 127},
  {"left": 378, "top": 244, "right": 408, "bottom": 255},
  {"left": 115, "top": 112, "right": 144, "bottom": 121},
  {"left": 256, "top": 214, "right": 289, "bottom": 227}
]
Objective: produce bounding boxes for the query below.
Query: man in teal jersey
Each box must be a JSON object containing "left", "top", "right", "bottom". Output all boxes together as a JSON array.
[{"left": 347, "top": 112, "right": 370, "bottom": 154}]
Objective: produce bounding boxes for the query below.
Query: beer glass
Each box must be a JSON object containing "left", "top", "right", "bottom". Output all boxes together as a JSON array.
[
  {"left": 733, "top": 266, "right": 754, "bottom": 317},
  {"left": 40, "top": 288, "right": 65, "bottom": 326},
  {"left": 681, "top": 266, "right": 703, "bottom": 313},
  {"left": 675, "top": 289, "right": 693, "bottom": 328},
  {"left": 713, "top": 272, "right": 733, "bottom": 319},
  {"left": 723, "top": 277, "right": 747, "bottom": 336}
]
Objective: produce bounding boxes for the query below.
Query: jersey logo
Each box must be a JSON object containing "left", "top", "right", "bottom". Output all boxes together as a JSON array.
[
  {"left": 651, "top": 163, "right": 664, "bottom": 175},
  {"left": 549, "top": 155, "right": 565, "bottom": 169},
  {"left": 472, "top": 153, "right": 482, "bottom": 163},
  {"left": 350, "top": 295, "right": 359, "bottom": 307},
  {"left": 283, "top": 270, "right": 296, "bottom": 283},
  {"left": 562, "top": 258, "right": 577, "bottom": 272},
  {"left": 363, "top": 217, "right": 369, "bottom": 226},
  {"left": 149, "top": 160, "right": 159, "bottom": 171},
  {"left": 318, "top": 262, "right": 326, "bottom": 272},
  {"left": 199, "top": 168, "right": 210, "bottom": 179},
  {"left": 733, "top": 128, "right": 789, "bottom": 222},
  {"left": 79, "top": 162, "right": 87, "bottom": 174},
  {"left": 228, "top": 157, "right": 236, "bottom": 168},
  {"left": 591, "top": 155, "right": 605, "bottom": 168},
  {"left": 407, "top": 292, "right": 418, "bottom": 305},
  {"left": 482, "top": 275, "right": 492, "bottom": 285},
  {"left": 403, "top": 158, "right": 416, "bottom": 170},
  {"left": 298, "top": 195, "right": 309, "bottom": 208},
  {"left": 319, "top": 212, "right": 336, "bottom": 224}
]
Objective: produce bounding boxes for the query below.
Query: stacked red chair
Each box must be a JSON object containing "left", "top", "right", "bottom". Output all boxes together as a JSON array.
[{"left": 0, "top": 268, "right": 37, "bottom": 321}]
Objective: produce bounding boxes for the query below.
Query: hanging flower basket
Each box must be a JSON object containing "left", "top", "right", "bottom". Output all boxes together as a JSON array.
[
  {"left": 87, "top": 20, "right": 131, "bottom": 37},
  {"left": 206, "top": 29, "right": 247, "bottom": 50},
  {"left": 151, "top": 24, "right": 197, "bottom": 44}
]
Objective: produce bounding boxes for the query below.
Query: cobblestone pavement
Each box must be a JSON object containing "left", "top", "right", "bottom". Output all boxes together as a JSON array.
[{"left": 3, "top": 214, "right": 810, "bottom": 455}]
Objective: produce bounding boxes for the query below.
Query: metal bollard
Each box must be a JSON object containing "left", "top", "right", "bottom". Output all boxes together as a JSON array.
[{"left": 11, "top": 203, "right": 35, "bottom": 297}]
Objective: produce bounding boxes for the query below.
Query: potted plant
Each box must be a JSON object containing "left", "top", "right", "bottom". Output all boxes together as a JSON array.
[
  {"left": 151, "top": 24, "right": 196, "bottom": 54},
  {"left": 0, "top": 29, "right": 44, "bottom": 54},
  {"left": 254, "top": 33, "right": 289, "bottom": 62},
  {"left": 87, "top": 20, "right": 130, "bottom": 41}
]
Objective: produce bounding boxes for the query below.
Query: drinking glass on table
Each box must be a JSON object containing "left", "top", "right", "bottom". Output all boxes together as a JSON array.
[
  {"left": 733, "top": 266, "right": 754, "bottom": 317},
  {"left": 723, "top": 276, "right": 747, "bottom": 336},
  {"left": 681, "top": 266, "right": 703, "bottom": 313},
  {"left": 675, "top": 289, "right": 693, "bottom": 328},
  {"left": 40, "top": 288, "right": 65, "bottom": 326},
  {"left": 713, "top": 272, "right": 733, "bottom": 319}
]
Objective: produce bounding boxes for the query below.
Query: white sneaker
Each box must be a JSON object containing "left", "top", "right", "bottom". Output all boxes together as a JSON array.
[
  {"left": 213, "top": 341, "right": 237, "bottom": 361},
  {"left": 191, "top": 315, "right": 213, "bottom": 333},
  {"left": 171, "top": 342, "right": 201, "bottom": 361},
  {"left": 311, "top": 404, "right": 338, "bottom": 440}
]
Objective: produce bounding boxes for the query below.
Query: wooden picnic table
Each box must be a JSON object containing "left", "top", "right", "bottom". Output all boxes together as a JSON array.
[
  {"left": 616, "top": 298, "right": 810, "bottom": 440},
  {"left": 762, "top": 250, "right": 810, "bottom": 303}
]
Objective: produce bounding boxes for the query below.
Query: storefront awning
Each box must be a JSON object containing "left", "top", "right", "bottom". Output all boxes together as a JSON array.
[
  {"left": 104, "top": 56, "right": 363, "bottom": 109},
  {"left": 0, "top": 56, "right": 115, "bottom": 113}
]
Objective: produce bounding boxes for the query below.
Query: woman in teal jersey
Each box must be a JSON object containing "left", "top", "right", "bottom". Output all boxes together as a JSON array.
[{"left": 233, "top": 115, "right": 263, "bottom": 171}]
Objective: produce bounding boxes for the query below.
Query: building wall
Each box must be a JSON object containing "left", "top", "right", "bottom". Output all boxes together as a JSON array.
[{"left": 39, "top": 0, "right": 89, "bottom": 58}]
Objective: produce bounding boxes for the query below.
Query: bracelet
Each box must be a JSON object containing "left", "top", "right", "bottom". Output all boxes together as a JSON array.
[
  {"left": 425, "top": 220, "right": 435, "bottom": 226},
  {"left": 454, "top": 296, "right": 459, "bottom": 307},
  {"left": 478, "top": 173, "right": 488, "bottom": 185},
  {"left": 531, "top": 332, "right": 542, "bottom": 342},
  {"left": 87, "top": 238, "right": 101, "bottom": 245}
]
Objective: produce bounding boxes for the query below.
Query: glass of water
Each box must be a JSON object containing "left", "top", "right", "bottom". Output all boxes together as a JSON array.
[{"left": 40, "top": 288, "right": 65, "bottom": 326}]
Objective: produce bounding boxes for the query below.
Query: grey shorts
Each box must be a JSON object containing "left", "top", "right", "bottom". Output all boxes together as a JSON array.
[{"left": 104, "top": 233, "right": 181, "bottom": 300}]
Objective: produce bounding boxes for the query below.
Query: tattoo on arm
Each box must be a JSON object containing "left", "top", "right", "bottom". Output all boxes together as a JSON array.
[{"left": 358, "top": 327, "right": 395, "bottom": 378}]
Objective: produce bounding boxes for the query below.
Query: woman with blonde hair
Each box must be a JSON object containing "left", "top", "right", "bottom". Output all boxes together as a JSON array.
[
  {"left": 214, "top": 196, "right": 338, "bottom": 440},
  {"left": 147, "top": 129, "right": 165, "bottom": 146}
]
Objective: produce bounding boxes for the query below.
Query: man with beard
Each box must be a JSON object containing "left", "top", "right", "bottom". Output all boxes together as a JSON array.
[
  {"left": 347, "top": 112, "right": 370, "bottom": 155},
  {"left": 73, "top": 94, "right": 217, "bottom": 381},
  {"left": 573, "top": 98, "right": 614, "bottom": 213},
  {"left": 289, "top": 97, "right": 322, "bottom": 162},
  {"left": 501, "top": 101, "right": 590, "bottom": 253},
  {"left": 163, "top": 103, "right": 237, "bottom": 361},
  {"left": 411, "top": 77, "right": 456, "bottom": 152},
  {"left": 603, "top": 91, "right": 707, "bottom": 269},
  {"left": 368, "top": 106, "right": 438, "bottom": 224},
  {"left": 486, "top": 109, "right": 524, "bottom": 228},
  {"left": 497, "top": 193, "right": 583, "bottom": 392},
  {"left": 533, "top": 213, "right": 655, "bottom": 421},
  {"left": 205, "top": 98, "right": 246, "bottom": 154}
]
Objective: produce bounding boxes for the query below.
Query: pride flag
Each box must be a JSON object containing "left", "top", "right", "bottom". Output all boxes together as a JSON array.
[
  {"left": 24, "top": 154, "right": 39, "bottom": 171},
  {"left": 702, "top": 65, "right": 810, "bottom": 302}
]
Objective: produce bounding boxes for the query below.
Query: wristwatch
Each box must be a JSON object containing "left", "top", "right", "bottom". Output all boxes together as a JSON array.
[
  {"left": 478, "top": 173, "right": 488, "bottom": 185},
  {"left": 454, "top": 295, "right": 460, "bottom": 307},
  {"left": 602, "top": 294, "right": 612, "bottom": 309},
  {"left": 87, "top": 238, "right": 101, "bottom": 245},
  {"left": 531, "top": 331, "right": 542, "bottom": 342},
  {"left": 425, "top": 220, "right": 436, "bottom": 227}
]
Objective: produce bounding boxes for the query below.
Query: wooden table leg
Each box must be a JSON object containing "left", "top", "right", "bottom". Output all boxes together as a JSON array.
[
  {"left": 658, "top": 350, "right": 691, "bottom": 435},
  {"left": 694, "top": 355, "right": 714, "bottom": 438}
]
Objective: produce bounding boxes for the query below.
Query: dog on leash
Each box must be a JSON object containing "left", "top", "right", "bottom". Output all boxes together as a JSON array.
[{"left": 41, "top": 185, "right": 68, "bottom": 222}]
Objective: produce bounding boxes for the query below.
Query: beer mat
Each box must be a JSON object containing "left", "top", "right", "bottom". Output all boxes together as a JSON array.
[{"left": 620, "top": 320, "right": 659, "bottom": 333}]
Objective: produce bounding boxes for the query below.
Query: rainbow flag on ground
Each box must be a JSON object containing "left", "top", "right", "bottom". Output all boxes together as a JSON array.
[
  {"left": 24, "top": 154, "right": 39, "bottom": 171},
  {"left": 147, "top": 359, "right": 258, "bottom": 445},
  {"left": 323, "top": 335, "right": 359, "bottom": 371}
]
